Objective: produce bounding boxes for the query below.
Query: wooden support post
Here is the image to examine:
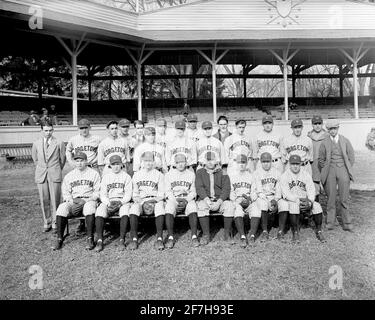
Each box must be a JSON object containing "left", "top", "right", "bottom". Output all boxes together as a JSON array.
[
  {"left": 72, "top": 53, "right": 78, "bottom": 125},
  {"left": 243, "top": 64, "right": 247, "bottom": 99},
  {"left": 339, "top": 65, "right": 344, "bottom": 102},
  {"left": 292, "top": 65, "right": 296, "bottom": 99}
]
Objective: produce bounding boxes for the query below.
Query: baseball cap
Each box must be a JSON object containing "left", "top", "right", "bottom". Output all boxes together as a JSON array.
[
  {"left": 142, "top": 151, "right": 154, "bottom": 161},
  {"left": 73, "top": 151, "right": 87, "bottom": 161},
  {"left": 109, "top": 155, "right": 122, "bottom": 165},
  {"left": 144, "top": 127, "right": 156, "bottom": 135},
  {"left": 30, "top": 110, "right": 37, "bottom": 115},
  {"left": 41, "top": 107, "right": 48, "bottom": 112},
  {"left": 289, "top": 154, "right": 301, "bottom": 164},
  {"left": 262, "top": 115, "right": 274, "bottom": 124},
  {"left": 205, "top": 151, "right": 216, "bottom": 161},
  {"left": 175, "top": 120, "right": 186, "bottom": 130},
  {"left": 311, "top": 115, "right": 323, "bottom": 124},
  {"left": 202, "top": 121, "right": 213, "bottom": 129},
  {"left": 326, "top": 119, "right": 340, "bottom": 129},
  {"left": 260, "top": 152, "right": 272, "bottom": 162},
  {"left": 106, "top": 120, "right": 118, "bottom": 129},
  {"left": 236, "top": 154, "right": 248, "bottom": 163},
  {"left": 187, "top": 114, "right": 198, "bottom": 122},
  {"left": 118, "top": 119, "right": 130, "bottom": 127},
  {"left": 156, "top": 118, "right": 167, "bottom": 127},
  {"left": 291, "top": 119, "right": 303, "bottom": 128},
  {"left": 78, "top": 118, "right": 91, "bottom": 128},
  {"left": 175, "top": 154, "right": 187, "bottom": 163}
]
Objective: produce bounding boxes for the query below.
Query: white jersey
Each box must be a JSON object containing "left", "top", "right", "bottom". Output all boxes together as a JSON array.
[
  {"left": 165, "top": 169, "right": 196, "bottom": 201},
  {"left": 165, "top": 136, "right": 197, "bottom": 167},
  {"left": 155, "top": 133, "right": 171, "bottom": 151},
  {"left": 66, "top": 134, "right": 100, "bottom": 166},
  {"left": 185, "top": 128, "right": 203, "bottom": 144},
  {"left": 281, "top": 134, "right": 313, "bottom": 163},
  {"left": 253, "top": 130, "right": 282, "bottom": 160},
  {"left": 98, "top": 136, "right": 129, "bottom": 168},
  {"left": 224, "top": 133, "right": 253, "bottom": 164},
  {"left": 196, "top": 136, "right": 227, "bottom": 165},
  {"left": 132, "top": 168, "right": 165, "bottom": 200},
  {"left": 119, "top": 133, "right": 132, "bottom": 160},
  {"left": 100, "top": 171, "right": 132, "bottom": 205},
  {"left": 62, "top": 167, "right": 101, "bottom": 200},
  {"left": 133, "top": 142, "right": 166, "bottom": 172},
  {"left": 253, "top": 167, "right": 281, "bottom": 199},
  {"left": 280, "top": 168, "right": 315, "bottom": 202},
  {"left": 229, "top": 170, "right": 257, "bottom": 201}
]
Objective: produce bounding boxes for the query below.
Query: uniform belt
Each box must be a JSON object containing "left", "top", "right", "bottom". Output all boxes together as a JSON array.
[
  {"left": 272, "top": 158, "right": 280, "bottom": 163},
  {"left": 87, "top": 163, "right": 98, "bottom": 168},
  {"left": 301, "top": 160, "right": 310, "bottom": 166}
]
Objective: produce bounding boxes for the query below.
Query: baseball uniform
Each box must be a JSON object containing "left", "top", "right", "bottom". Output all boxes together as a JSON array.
[
  {"left": 186, "top": 127, "right": 203, "bottom": 143},
  {"left": 66, "top": 134, "right": 100, "bottom": 168},
  {"left": 165, "top": 136, "right": 197, "bottom": 168},
  {"left": 224, "top": 133, "right": 253, "bottom": 175},
  {"left": 196, "top": 136, "right": 227, "bottom": 168},
  {"left": 254, "top": 131, "right": 283, "bottom": 172},
  {"left": 133, "top": 142, "right": 167, "bottom": 172},
  {"left": 98, "top": 136, "right": 129, "bottom": 175}
]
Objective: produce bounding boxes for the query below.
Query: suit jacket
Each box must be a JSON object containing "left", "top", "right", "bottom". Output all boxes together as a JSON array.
[
  {"left": 31, "top": 136, "right": 66, "bottom": 184},
  {"left": 318, "top": 135, "right": 355, "bottom": 184}
]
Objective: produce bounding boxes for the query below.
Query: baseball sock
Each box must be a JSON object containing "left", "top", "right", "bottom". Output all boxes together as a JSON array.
[
  {"left": 56, "top": 216, "right": 67, "bottom": 240},
  {"left": 278, "top": 211, "right": 288, "bottom": 233},
  {"left": 250, "top": 217, "right": 260, "bottom": 236},
  {"left": 188, "top": 212, "right": 198, "bottom": 237},
  {"left": 85, "top": 215, "right": 95, "bottom": 238},
  {"left": 313, "top": 213, "right": 323, "bottom": 232},
  {"left": 165, "top": 214, "right": 174, "bottom": 238},
  {"left": 224, "top": 217, "right": 233, "bottom": 238},
  {"left": 120, "top": 216, "right": 129, "bottom": 241},
  {"left": 95, "top": 217, "right": 104, "bottom": 241},
  {"left": 129, "top": 215, "right": 138, "bottom": 240},
  {"left": 261, "top": 210, "right": 268, "bottom": 232},
  {"left": 234, "top": 217, "right": 245, "bottom": 237},
  {"left": 290, "top": 214, "right": 300, "bottom": 233},
  {"left": 199, "top": 216, "right": 210, "bottom": 237},
  {"left": 155, "top": 215, "right": 164, "bottom": 239}
]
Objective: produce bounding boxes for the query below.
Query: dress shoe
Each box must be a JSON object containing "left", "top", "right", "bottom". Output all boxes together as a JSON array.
[
  {"left": 191, "top": 237, "right": 200, "bottom": 247},
  {"left": 277, "top": 230, "right": 285, "bottom": 241},
  {"left": 240, "top": 236, "right": 247, "bottom": 248},
  {"left": 316, "top": 231, "right": 326, "bottom": 242},
  {"left": 127, "top": 239, "right": 138, "bottom": 250},
  {"left": 249, "top": 234, "right": 256, "bottom": 245},
  {"left": 259, "top": 231, "right": 269, "bottom": 242},
  {"left": 154, "top": 238, "right": 164, "bottom": 251},
  {"left": 52, "top": 239, "right": 63, "bottom": 250},
  {"left": 165, "top": 237, "right": 175, "bottom": 249}
]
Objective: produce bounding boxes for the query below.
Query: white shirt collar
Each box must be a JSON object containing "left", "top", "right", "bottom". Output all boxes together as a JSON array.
[{"left": 330, "top": 135, "right": 339, "bottom": 143}]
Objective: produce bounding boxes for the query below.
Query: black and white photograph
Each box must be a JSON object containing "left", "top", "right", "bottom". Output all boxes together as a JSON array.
[{"left": 1, "top": 0, "right": 375, "bottom": 303}]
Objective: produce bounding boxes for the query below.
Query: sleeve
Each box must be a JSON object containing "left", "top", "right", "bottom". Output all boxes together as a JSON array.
[
  {"left": 156, "top": 172, "right": 165, "bottom": 200},
  {"left": 318, "top": 141, "right": 326, "bottom": 171},
  {"left": 92, "top": 172, "right": 101, "bottom": 201},
  {"left": 250, "top": 176, "right": 258, "bottom": 201},
  {"left": 100, "top": 176, "right": 110, "bottom": 206},
  {"left": 306, "top": 175, "right": 316, "bottom": 203},
  {"left": 219, "top": 140, "right": 228, "bottom": 165},
  {"left": 346, "top": 138, "right": 355, "bottom": 167},
  {"left": 223, "top": 138, "right": 230, "bottom": 162},
  {"left": 280, "top": 136, "right": 288, "bottom": 164},
  {"left": 122, "top": 175, "right": 133, "bottom": 204},
  {"left": 219, "top": 173, "right": 231, "bottom": 201},
  {"left": 248, "top": 138, "right": 254, "bottom": 160},
  {"left": 91, "top": 137, "right": 100, "bottom": 165},
  {"left": 229, "top": 177, "right": 236, "bottom": 201},
  {"left": 252, "top": 137, "right": 259, "bottom": 160},
  {"left": 62, "top": 175, "right": 72, "bottom": 201},
  {"left": 307, "top": 138, "right": 314, "bottom": 162},
  {"left": 280, "top": 173, "right": 299, "bottom": 202},
  {"left": 133, "top": 145, "right": 141, "bottom": 172},
  {"left": 59, "top": 141, "right": 66, "bottom": 169},
  {"left": 97, "top": 142, "right": 105, "bottom": 166},
  {"left": 186, "top": 174, "right": 197, "bottom": 202},
  {"left": 65, "top": 138, "right": 75, "bottom": 166},
  {"left": 190, "top": 141, "right": 197, "bottom": 166},
  {"left": 164, "top": 173, "right": 174, "bottom": 200},
  {"left": 31, "top": 142, "right": 38, "bottom": 165},
  {"left": 165, "top": 144, "right": 172, "bottom": 167},
  {"left": 195, "top": 169, "right": 208, "bottom": 200},
  {"left": 254, "top": 172, "right": 265, "bottom": 198},
  {"left": 161, "top": 148, "right": 168, "bottom": 172},
  {"left": 274, "top": 180, "right": 282, "bottom": 201},
  {"left": 132, "top": 174, "right": 140, "bottom": 200}
]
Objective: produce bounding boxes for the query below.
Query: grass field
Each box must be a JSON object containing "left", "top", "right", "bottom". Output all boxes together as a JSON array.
[{"left": 1, "top": 163, "right": 375, "bottom": 300}]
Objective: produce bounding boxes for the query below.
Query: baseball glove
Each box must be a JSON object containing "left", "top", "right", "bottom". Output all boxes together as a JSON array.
[
  {"left": 299, "top": 197, "right": 312, "bottom": 213},
  {"left": 142, "top": 199, "right": 157, "bottom": 216},
  {"left": 269, "top": 199, "right": 278, "bottom": 214},
  {"left": 239, "top": 194, "right": 251, "bottom": 209},
  {"left": 176, "top": 198, "right": 188, "bottom": 214},
  {"left": 107, "top": 200, "right": 122, "bottom": 216},
  {"left": 69, "top": 198, "right": 85, "bottom": 217}
]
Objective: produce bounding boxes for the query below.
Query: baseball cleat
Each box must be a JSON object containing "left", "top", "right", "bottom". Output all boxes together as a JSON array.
[
  {"left": 292, "top": 232, "right": 300, "bottom": 244},
  {"left": 277, "top": 230, "right": 285, "bottom": 241},
  {"left": 240, "top": 237, "right": 247, "bottom": 248},
  {"left": 52, "top": 239, "right": 63, "bottom": 250},
  {"left": 119, "top": 238, "right": 126, "bottom": 250},
  {"left": 200, "top": 235, "right": 210, "bottom": 246},
  {"left": 165, "top": 237, "right": 175, "bottom": 249},
  {"left": 249, "top": 235, "right": 256, "bottom": 245},
  {"left": 128, "top": 239, "right": 138, "bottom": 250},
  {"left": 43, "top": 226, "right": 52, "bottom": 233},
  {"left": 75, "top": 222, "right": 85, "bottom": 235},
  {"left": 260, "top": 231, "right": 269, "bottom": 242},
  {"left": 191, "top": 237, "right": 200, "bottom": 247},
  {"left": 85, "top": 237, "right": 95, "bottom": 250},
  {"left": 95, "top": 240, "right": 104, "bottom": 252},
  {"left": 154, "top": 238, "right": 164, "bottom": 251},
  {"left": 316, "top": 231, "right": 326, "bottom": 242}
]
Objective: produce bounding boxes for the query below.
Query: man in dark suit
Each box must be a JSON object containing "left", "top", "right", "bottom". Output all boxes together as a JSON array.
[
  {"left": 31, "top": 120, "right": 66, "bottom": 232},
  {"left": 318, "top": 120, "right": 355, "bottom": 231}
]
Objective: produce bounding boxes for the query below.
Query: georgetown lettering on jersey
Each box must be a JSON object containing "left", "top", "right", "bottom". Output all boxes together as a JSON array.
[
  {"left": 261, "top": 177, "right": 277, "bottom": 186},
  {"left": 286, "top": 145, "right": 308, "bottom": 153},
  {"left": 258, "top": 140, "right": 279, "bottom": 148},
  {"left": 289, "top": 180, "right": 306, "bottom": 190},
  {"left": 74, "top": 145, "right": 97, "bottom": 153},
  {"left": 229, "top": 140, "right": 250, "bottom": 151},
  {"left": 171, "top": 181, "right": 192, "bottom": 189},
  {"left": 233, "top": 181, "right": 251, "bottom": 190},
  {"left": 198, "top": 145, "right": 220, "bottom": 156},
  {"left": 137, "top": 181, "right": 158, "bottom": 189},
  {"left": 171, "top": 147, "right": 190, "bottom": 155},
  {"left": 70, "top": 180, "right": 94, "bottom": 188},
  {"left": 104, "top": 147, "right": 126, "bottom": 157},
  {"left": 107, "top": 182, "right": 125, "bottom": 193}
]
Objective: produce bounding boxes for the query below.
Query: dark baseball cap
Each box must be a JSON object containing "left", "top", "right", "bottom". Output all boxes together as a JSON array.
[
  {"left": 109, "top": 155, "right": 122, "bottom": 165},
  {"left": 289, "top": 154, "right": 301, "bottom": 164},
  {"left": 291, "top": 119, "right": 303, "bottom": 128},
  {"left": 142, "top": 151, "right": 154, "bottom": 160},
  {"left": 78, "top": 118, "right": 91, "bottom": 128},
  {"left": 260, "top": 152, "right": 272, "bottom": 162},
  {"left": 236, "top": 154, "right": 248, "bottom": 163},
  {"left": 262, "top": 115, "right": 274, "bottom": 124},
  {"left": 202, "top": 121, "right": 213, "bottom": 129},
  {"left": 311, "top": 115, "right": 323, "bottom": 124},
  {"left": 41, "top": 107, "right": 48, "bottom": 112},
  {"left": 205, "top": 151, "right": 216, "bottom": 161},
  {"left": 156, "top": 118, "right": 167, "bottom": 127},
  {"left": 30, "top": 110, "right": 37, "bottom": 115},
  {"left": 187, "top": 114, "right": 198, "bottom": 122},
  {"left": 118, "top": 119, "right": 130, "bottom": 127},
  {"left": 144, "top": 127, "right": 156, "bottom": 135},
  {"left": 73, "top": 151, "right": 87, "bottom": 161},
  {"left": 175, "top": 120, "right": 186, "bottom": 130}
]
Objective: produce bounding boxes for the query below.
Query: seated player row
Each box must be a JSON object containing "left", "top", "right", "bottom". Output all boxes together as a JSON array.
[{"left": 52, "top": 147, "right": 326, "bottom": 252}]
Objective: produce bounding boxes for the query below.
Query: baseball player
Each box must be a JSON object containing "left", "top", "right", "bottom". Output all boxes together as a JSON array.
[
  {"left": 253, "top": 115, "right": 283, "bottom": 172},
  {"left": 307, "top": 115, "right": 329, "bottom": 197},
  {"left": 281, "top": 119, "right": 313, "bottom": 177},
  {"left": 118, "top": 118, "right": 133, "bottom": 176},
  {"left": 196, "top": 121, "right": 227, "bottom": 169},
  {"left": 133, "top": 127, "right": 167, "bottom": 173},
  {"left": 164, "top": 154, "right": 199, "bottom": 248},
  {"left": 95, "top": 155, "right": 132, "bottom": 252},
  {"left": 129, "top": 151, "right": 166, "bottom": 250},
  {"left": 155, "top": 117, "right": 170, "bottom": 151},
  {"left": 279, "top": 154, "right": 325, "bottom": 243},
  {"left": 165, "top": 120, "right": 197, "bottom": 171},
  {"left": 130, "top": 120, "right": 145, "bottom": 152},
  {"left": 224, "top": 119, "right": 253, "bottom": 175},
  {"left": 253, "top": 152, "right": 288, "bottom": 241},
  {"left": 53, "top": 152, "right": 101, "bottom": 250},
  {"left": 229, "top": 154, "right": 259, "bottom": 247},
  {"left": 195, "top": 151, "right": 233, "bottom": 245},
  {"left": 213, "top": 115, "right": 232, "bottom": 144},
  {"left": 185, "top": 114, "right": 202, "bottom": 143},
  {"left": 98, "top": 120, "right": 129, "bottom": 176}
]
